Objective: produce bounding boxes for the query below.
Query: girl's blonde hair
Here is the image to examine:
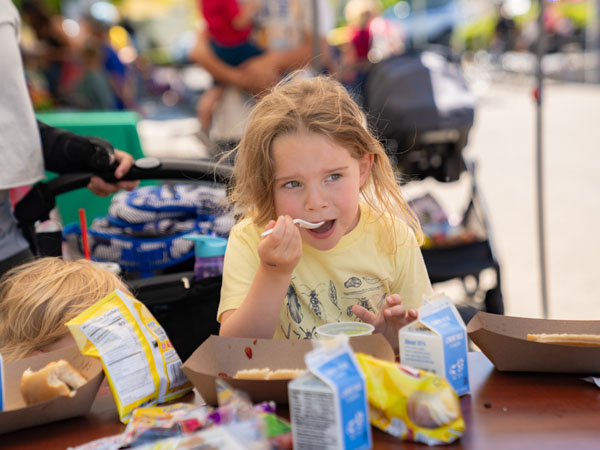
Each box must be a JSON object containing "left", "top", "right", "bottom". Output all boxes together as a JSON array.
[
  {"left": 229, "top": 73, "right": 422, "bottom": 243},
  {"left": 0, "top": 257, "right": 131, "bottom": 362}
]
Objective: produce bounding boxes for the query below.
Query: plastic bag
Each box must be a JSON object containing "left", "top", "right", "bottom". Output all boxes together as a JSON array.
[
  {"left": 356, "top": 353, "right": 465, "bottom": 445},
  {"left": 66, "top": 290, "right": 192, "bottom": 422}
]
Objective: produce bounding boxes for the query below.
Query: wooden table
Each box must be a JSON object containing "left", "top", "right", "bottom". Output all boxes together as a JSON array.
[{"left": 3, "top": 352, "right": 600, "bottom": 449}]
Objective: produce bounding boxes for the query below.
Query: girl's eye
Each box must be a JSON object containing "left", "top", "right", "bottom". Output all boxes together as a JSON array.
[
  {"left": 283, "top": 180, "right": 300, "bottom": 188},
  {"left": 326, "top": 173, "right": 341, "bottom": 182}
]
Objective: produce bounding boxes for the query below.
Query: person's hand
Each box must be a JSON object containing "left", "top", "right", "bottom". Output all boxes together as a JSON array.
[
  {"left": 87, "top": 149, "right": 139, "bottom": 197},
  {"left": 258, "top": 215, "right": 303, "bottom": 275},
  {"left": 352, "top": 294, "right": 418, "bottom": 352}
]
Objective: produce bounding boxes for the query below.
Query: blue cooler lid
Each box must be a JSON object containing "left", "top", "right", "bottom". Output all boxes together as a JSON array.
[{"left": 183, "top": 234, "right": 228, "bottom": 258}]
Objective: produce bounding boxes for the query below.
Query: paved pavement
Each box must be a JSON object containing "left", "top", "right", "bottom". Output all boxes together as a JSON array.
[{"left": 459, "top": 77, "right": 600, "bottom": 320}]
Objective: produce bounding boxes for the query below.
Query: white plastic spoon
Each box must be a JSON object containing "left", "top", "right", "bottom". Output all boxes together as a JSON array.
[{"left": 261, "top": 218, "right": 326, "bottom": 237}]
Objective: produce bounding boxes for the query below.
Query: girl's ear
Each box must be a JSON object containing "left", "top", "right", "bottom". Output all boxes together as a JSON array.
[{"left": 359, "top": 154, "right": 374, "bottom": 187}]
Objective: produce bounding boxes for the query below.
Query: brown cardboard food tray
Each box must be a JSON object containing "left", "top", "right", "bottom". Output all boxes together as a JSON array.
[
  {"left": 182, "top": 334, "right": 395, "bottom": 405},
  {"left": 0, "top": 344, "right": 104, "bottom": 434},
  {"left": 467, "top": 311, "right": 600, "bottom": 374}
]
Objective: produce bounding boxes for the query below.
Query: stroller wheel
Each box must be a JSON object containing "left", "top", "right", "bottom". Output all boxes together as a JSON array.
[{"left": 484, "top": 286, "right": 504, "bottom": 315}]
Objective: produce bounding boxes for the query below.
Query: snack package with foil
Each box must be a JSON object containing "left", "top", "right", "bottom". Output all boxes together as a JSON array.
[
  {"left": 66, "top": 289, "right": 192, "bottom": 422},
  {"left": 355, "top": 353, "right": 464, "bottom": 446},
  {"left": 214, "top": 379, "right": 292, "bottom": 450},
  {"left": 120, "top": 403, "right": 213, "bottom": 447}
]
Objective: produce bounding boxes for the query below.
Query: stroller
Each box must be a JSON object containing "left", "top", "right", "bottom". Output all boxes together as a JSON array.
[
  {"left": 14, "top": 157, "right": 231, "bottom": 361},
  {"left": 363, "top": 48, "right": 504, "bottom": 319}
]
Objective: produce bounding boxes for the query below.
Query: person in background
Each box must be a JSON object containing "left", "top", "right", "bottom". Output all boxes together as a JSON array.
[
  {"left": 19, "top": 0, "right": 79, "bottom": 104},
  {"left": 490, "top": 2, "right": 517, "bottom": 58},
  {"left": 196, "top": 0, "right": 263, "bottom": 130},
  {"left": 0, "top": 0, "right": 137, "bottom": 276},
  {"left": 337, "top": 0, "right": 380, "bottom": 94},
  {"left": 189, "top": 0, "right": 335, "bottom": 132},
  {"left": 200, "top": 0, "right": 263, "bottom": 67},
  {"left": 83, "top": 15, "right": 138, "bottom": 111},
  {"left": 0, "top": 258, "right": 131, "bottom": 362},
  {"left": 71, "top": 39, "right": 117, "bottom": 110},
  {"left": 217, "top": 74, "right": 433, "bottom": 352}
]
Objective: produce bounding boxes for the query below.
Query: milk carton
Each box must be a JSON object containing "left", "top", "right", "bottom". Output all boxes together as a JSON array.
[
  {"left": 288, "top": 337, "right": 372, "bottom": 450},
  {"left": 399, "top": 296, "right": 470, "bottom": 395}
]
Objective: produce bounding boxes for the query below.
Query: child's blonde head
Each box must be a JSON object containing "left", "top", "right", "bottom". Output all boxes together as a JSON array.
[
  {"left": 0, "top": 257, "right": 130, "bottom": 362},
  {"left": 229, "top": 73, "right": 422, "bottom": 242}
]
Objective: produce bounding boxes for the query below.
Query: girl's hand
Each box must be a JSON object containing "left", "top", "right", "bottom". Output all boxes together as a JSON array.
[
  {"left": 258, "top": 215, "right": 302, "bottom": 275},
  {"left": 352, "top": 294, "right": 418, "bottom": 352}
]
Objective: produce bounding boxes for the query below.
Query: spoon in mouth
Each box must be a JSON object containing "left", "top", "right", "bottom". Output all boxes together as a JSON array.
[{"left": 261, "top": 218, "right": 326, "bottom": 237}]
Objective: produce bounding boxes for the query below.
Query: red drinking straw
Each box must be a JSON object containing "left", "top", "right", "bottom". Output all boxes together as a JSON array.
[{"left": 79, "top": 208, "right": 91, "bottom": 260}]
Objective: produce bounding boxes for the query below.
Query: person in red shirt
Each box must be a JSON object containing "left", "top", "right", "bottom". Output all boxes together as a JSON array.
[
  {"left": 338, "top": 0, "right": 380, "bottom": 89},
  {"left": 200, "top": 0, "right": 262, "bottom": 67},
  {"left": 197, "top": 0, "right": 262, "bottom": 130}
]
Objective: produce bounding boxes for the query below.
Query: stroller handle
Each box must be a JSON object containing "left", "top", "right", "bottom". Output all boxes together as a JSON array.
[
  {"left": 14, "top": 158, "right": 232, "bottom": 227},
  {"left": 45, "top": 157, "right": 232, "bottom": 197}
]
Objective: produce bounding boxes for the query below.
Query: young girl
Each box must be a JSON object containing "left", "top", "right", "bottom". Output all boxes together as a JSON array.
[
  {"left": 217, "top": 74, "right": 432, "bottom": 351},
  {"left": 0, "top": 257, "right": 131, "bottom": 362}
]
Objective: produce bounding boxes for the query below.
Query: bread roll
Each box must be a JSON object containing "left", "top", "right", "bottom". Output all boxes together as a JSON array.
[
  {"left": 20, "top": 360, "right": 87, "bottom": 405},
  {"left": 233, "top": 368, "right": 271, "bottom": 380},
  {"left": 526, "top": 333, "right": 600, "bottom": 346},
  {"left": 265, "top": 368, "right": 305, "bottom": 380},
  {"left": 406, "top": 387, "right": 460, "bottom": 429},
  {"left": 233, "top": 368, "right": 304, "bottom": 380}
]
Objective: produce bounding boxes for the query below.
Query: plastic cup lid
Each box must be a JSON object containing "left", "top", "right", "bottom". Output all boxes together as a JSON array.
[
  {"left": 316, "top": 321, "right": 375, "bottom": 338},
  {"left": 183, "top": 234, "right": 227, "bottom": 258}
]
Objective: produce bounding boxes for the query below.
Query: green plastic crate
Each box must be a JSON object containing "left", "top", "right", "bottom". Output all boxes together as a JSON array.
[{"left": 36, "top": 111, "right": 151, "bottom": 226}]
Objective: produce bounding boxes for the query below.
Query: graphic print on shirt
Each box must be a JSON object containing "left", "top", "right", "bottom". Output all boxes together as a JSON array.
[
  {"left": 281, "top": 276, "right": 387, "bottom": 339},
  {"left": 285, "top": 283, "right": 302, "bottom": 324},
  {"left": 293, "top": 325, "right": 317, "bottom": 339},
  {"left": 299, "top": 282, "right": 326, "bottom": 321},
  {"left": 328, "top": 280, "right": 341, "bottom": 311},
  {"left": 343, "top": 276, "right": 387, "bottom": 318}
]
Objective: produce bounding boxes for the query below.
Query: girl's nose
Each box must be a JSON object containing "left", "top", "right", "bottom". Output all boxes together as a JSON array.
[{"left": 305, "top": 186, "right": 328, "bottom": 211}]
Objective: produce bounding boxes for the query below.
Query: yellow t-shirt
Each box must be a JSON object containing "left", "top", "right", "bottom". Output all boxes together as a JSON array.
[{"left": 218, "top": 204, "right": 433, "bottom": 339}]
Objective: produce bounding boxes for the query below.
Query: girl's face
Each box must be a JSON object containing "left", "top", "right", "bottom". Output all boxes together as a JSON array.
[{"left": 271, "top": 132, "right": 373, "bottom": 251}]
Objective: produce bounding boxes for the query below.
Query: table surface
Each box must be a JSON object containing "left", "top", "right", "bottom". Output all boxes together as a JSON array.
[{"left": 3, "top": 352, "right": 600, "bottom": 449}]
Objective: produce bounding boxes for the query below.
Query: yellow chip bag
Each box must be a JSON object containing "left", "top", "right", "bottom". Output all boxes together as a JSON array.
[
  {"left": 66, "top": 289, "right": 192, "bottom": 423},
  {"left": 355, "top": 353, "right": 464, "bottom": 445}
]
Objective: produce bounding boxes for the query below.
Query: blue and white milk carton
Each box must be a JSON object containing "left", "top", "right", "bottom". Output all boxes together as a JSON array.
[
  {"left": 399, "top": 296, "right": 470, "bottom": 395},
  {"left": 288, "top": 337, "right": 372, "bottom": 450}
]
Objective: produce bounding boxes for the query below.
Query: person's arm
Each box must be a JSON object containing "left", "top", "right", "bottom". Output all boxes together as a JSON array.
[
  {"left": 38, "top": 121, "right": 116, "bottom": 173},
  {"left": 190, "top": 30, "right": 280, "bottom": 94},
  {"left": 38, "top": 121, "right": 138, "bottom": 195},
  {"left": 189, "top": 30, "right": 246, "bottom": 87},
  {"left": 219, "top": 215, "right": 302, "bottom": 338}
]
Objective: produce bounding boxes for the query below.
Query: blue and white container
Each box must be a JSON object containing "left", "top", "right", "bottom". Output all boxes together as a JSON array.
[
  {"left": 183, "top": 234, "right": 228, "bottom": 280},
  {"left": 288, "top": 337, "right": 372, "bottom": 450},
  {"left": 399, "top": 296, "right": 470, "bottom": 396}
]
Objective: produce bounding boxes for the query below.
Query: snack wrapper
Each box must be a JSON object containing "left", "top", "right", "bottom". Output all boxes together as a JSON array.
[
  {"left": 69, "top": 383, "right": 287, "bottom": 450},
  {"left": 355, "top": 353, "right": 464, "bottom": 446},
  {"left": 66, "top": 289, "right": 192, "bottom": 422},
  {"left": 120, "top": 403, "right": 212, "bottom": 447}
]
